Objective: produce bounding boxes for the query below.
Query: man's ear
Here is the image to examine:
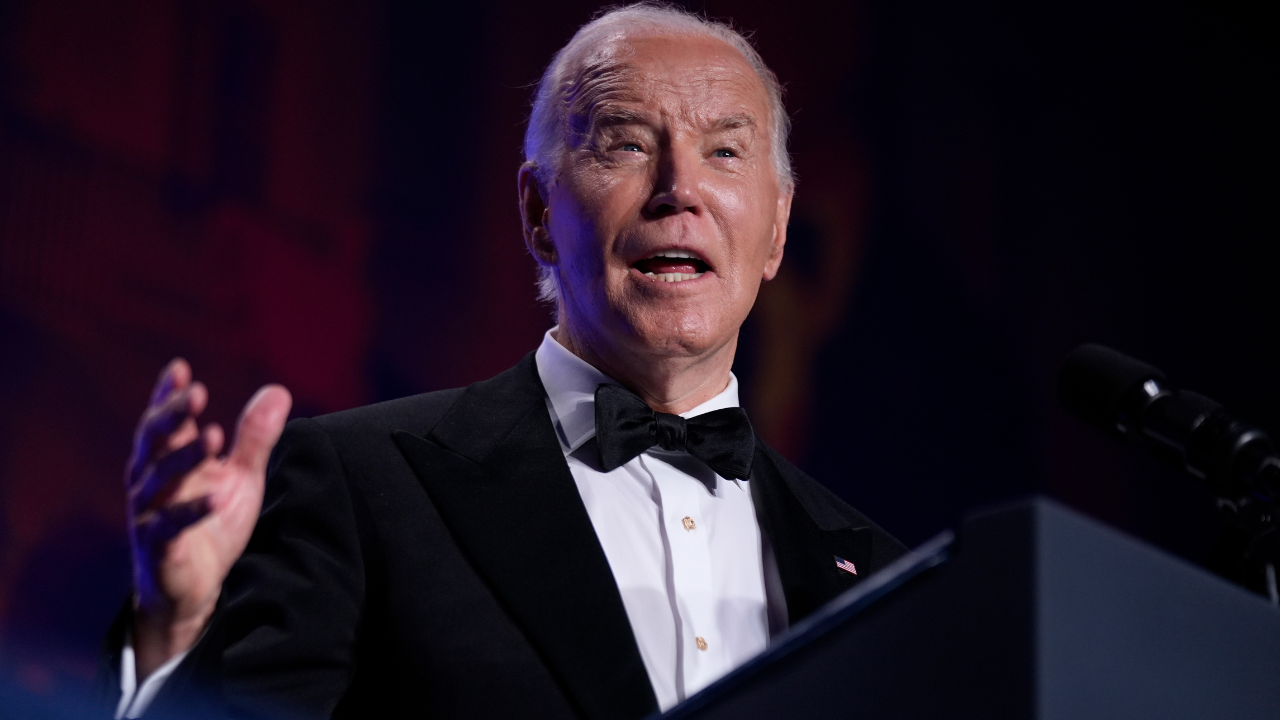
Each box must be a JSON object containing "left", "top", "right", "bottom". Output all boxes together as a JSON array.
[
  {"left": 519, "top": 163, "right": 557, "bottom": 266},
  {"left": 761, "top": 189, "right": 793, "bottom": 281}
]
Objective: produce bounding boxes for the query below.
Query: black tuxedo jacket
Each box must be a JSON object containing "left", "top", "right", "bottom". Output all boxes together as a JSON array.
[{"left": 103, "top": 354, "right": 905, "bottom": 720}]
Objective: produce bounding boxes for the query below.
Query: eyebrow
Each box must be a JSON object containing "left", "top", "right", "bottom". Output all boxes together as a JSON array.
[
  {"left": 710, "top": 114, "right": 758, "bottom": 132},
  {"left": 590, "top": 106, "right": 652, "bottom": 130},
  {"left": 588, "top": 109, "right": 759, "bottom": 134}
]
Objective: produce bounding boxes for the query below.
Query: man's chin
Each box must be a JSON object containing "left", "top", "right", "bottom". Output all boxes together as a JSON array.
[{"left": 621, "top": 313, "right": 736, "bottom": 360}]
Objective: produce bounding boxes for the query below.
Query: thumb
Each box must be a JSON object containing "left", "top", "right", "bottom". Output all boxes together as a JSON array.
[{"left": 229, "top": 384, "right": 293, "bottom": 475}]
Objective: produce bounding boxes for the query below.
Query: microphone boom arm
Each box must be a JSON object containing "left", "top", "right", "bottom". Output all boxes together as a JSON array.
[{"left": 1059, "top": 344, "right": 1280, "bottom": 603}]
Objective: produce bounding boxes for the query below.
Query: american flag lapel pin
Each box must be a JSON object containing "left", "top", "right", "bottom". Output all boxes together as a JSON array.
[{"left": 834, "top": 555, "right": 858, "bottom": 576}]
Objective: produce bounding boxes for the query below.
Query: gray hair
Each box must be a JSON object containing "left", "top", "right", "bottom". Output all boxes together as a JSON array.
[{"left": 524, "top": 2, "right": 794, "bottom": 305}]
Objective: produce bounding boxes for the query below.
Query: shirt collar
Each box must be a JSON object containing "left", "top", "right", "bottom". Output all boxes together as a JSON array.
[{"left": 534, "top": 328, "right": 741, "bottom": 454}]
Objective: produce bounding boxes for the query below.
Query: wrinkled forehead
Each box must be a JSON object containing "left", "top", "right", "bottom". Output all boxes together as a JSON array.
[{"left": 564, "top": 33, "right": 772, "bottom": 139}]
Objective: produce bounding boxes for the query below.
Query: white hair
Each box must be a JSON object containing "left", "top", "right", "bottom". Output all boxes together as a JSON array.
[{"left": 524, "top": 2, "right": 794, "bottom": 305}]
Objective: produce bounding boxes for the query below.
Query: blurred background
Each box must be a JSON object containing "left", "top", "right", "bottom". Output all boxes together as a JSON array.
[{"left": 0, "top": 0, "right": 1275, "bottom": 704}]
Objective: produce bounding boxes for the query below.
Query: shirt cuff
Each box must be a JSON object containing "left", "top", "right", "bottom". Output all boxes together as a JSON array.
[{"left": 115, "top": 631, "right": 192, "bottom": 719}]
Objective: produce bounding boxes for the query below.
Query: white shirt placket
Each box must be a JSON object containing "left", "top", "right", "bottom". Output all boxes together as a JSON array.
[{"left": 642, "top": 452, "right": 727, "bottom": 697}]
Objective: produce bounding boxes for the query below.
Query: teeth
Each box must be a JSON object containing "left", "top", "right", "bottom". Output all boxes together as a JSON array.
[
  {"left": 647, "top": 250, "right": 697, "bottom": 260},
  {"left": 643, "top": 271, "right": 703, "bottom": 282}
]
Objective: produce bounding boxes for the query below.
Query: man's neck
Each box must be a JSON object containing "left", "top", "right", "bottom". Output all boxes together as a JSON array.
[{"left": 551, "top": 326, "right": 736, "bottom": 416}]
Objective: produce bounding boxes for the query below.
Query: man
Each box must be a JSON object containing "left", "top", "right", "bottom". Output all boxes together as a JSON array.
[{"left": 110, "top": 4, "right": 905, "bottom": 718}]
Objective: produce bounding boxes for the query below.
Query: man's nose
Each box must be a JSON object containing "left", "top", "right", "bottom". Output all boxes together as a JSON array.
[{"left": 645, "top": 148, "right": 702, "bottom": 217}]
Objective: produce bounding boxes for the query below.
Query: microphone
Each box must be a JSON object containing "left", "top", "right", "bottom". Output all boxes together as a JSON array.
[{"left": 1057, "top": 344, "right": 1280, "bottom": 502}]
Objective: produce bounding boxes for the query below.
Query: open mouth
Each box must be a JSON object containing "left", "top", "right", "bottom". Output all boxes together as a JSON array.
[{"left": 632, "top": 250, "right": 710, "bottom": 282}]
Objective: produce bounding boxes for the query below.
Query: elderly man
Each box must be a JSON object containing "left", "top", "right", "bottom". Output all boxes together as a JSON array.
[{"left": 112, "top": 4, "right": 904, "bottom": 719}]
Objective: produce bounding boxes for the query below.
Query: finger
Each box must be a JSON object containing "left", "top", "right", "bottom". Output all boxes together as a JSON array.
[
  {"left": 136, "top": 383, "right": 206, "bottom": 450},
  {"left": 133, "top": 438, "right": 207, "bottom": 514},
  {"left": 228, "top": 385, "right": 292, "bottom": 475},
  {"left": 204, "top": 423, "right": 226, "bottom": 459},
  {"left": 130, "top": 383, "right": 209, "bottom": 484},
  {"left": 149, "top": 358, "right": 191, "bottom": 406},
  {"left": 145, "top": 381, "right": 208, "bottom": 442},
  {"left": 165, "top": 417, "right": 201, "bottom": 454},
  {"left": 137, "top": 496, "right": 213, "bottom": 547},
  {"left": 132, "top": 425, "right": 223, "bottom": 513},
  {"left": 130, "top": 360, "right": 194, "bottom": 486}
]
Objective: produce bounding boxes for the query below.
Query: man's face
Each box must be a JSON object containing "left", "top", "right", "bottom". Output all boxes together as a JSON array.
[{"left": 529, "top": 33, "right": 791, "bottom": 365}]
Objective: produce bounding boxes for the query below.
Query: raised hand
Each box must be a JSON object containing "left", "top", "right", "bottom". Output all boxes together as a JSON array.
[{"left": 126, "top": 359, "right": 291, "bottom": 679}]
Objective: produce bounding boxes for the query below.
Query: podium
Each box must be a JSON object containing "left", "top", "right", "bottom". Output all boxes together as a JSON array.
[{"left": 663, "top": 498, "right": 1280, "bottom": 719}]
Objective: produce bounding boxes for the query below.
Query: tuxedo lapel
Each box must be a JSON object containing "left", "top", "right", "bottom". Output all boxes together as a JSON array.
[
  {"left": 392, "top": 355, "right": 658, "bottom": 720},
  {"left": 750, "top": 445, "right": 875, "bottom": 625}
]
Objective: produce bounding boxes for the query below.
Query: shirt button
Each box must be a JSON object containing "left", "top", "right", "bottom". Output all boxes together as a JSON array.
[
  {"left": 695, "top": 636, "right": 708, "bottom": 651},
  {"left": 682, "top": 516, "right": 697, "bottom": 531}
]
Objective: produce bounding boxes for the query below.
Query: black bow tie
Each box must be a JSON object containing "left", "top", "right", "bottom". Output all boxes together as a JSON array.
[{"left": 593, "top": 383, "right": 755, "bottom": 480}]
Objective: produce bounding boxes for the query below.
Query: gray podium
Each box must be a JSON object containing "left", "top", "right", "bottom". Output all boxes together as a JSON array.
[{"left": 662, "top": 498, "right": 1280, "bottom": 720}]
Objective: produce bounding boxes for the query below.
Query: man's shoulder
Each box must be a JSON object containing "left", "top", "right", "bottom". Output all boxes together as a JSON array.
[
  {"left": 308, "top": 386, "right": 468, "bottom": 440},
  {"left": 303, "top": 352, "right": 542, "bottom": 443}
]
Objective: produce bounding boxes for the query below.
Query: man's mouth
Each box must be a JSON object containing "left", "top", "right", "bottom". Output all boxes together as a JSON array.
[{"left": 631, "top": 251, "right": 710, "bottom": 282}]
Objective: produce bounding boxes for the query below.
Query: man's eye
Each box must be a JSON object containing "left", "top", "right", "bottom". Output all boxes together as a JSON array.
[
  {"left": 713, "top": 148, "right": 737, "bottom": 158},
  {"left": 619, "top": 143, "right": 643, "bottom": 152}
]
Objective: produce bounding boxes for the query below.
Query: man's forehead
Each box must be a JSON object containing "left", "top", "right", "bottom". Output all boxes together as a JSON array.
[
  {"left": 617, "top": 35, "right": 762, "bottom": 91},
  {"left": 573, "top": 33, "right": 771, "bottom": 130}
]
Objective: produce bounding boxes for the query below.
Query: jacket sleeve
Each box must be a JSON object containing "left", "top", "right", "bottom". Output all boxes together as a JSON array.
[{"left": 128, "top": 417, "right": 368, "bottom": 720}]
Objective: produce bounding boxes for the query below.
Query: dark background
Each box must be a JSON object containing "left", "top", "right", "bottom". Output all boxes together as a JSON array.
[{"left": 0, "top": 0, "right": 1275, "bottom": 703}]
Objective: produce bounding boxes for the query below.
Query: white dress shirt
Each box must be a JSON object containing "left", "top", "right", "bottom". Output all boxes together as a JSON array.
[
  {"left": 535, "top": 329, "right": 779, "bottom": 711},
  {"left": 120, "top": 329, "right": 784, "bottom": 717},
  {"left": 115, "top": 630, "right": 190, "bottom": 719}
]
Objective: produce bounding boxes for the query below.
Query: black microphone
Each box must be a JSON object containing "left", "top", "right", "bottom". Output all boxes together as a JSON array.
[{"left": 1058, "top": 344, "right": 1280, "bottom": 501}]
